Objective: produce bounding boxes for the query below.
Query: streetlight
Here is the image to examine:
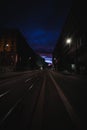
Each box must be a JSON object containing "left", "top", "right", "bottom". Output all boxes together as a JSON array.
[
  {"left": 65, "top": 38, "right": 72, "bottom": 72},
  {"left": 6, "top": 44, "right": 9, "bottom": 47},
  {"left": 66, "top": 38, "right": 72, "bottom": 46}
]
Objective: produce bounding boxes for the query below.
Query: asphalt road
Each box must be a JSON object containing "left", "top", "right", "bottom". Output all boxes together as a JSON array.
[{"left": 0, "top": 69, "right": 87, "bottom": 130}]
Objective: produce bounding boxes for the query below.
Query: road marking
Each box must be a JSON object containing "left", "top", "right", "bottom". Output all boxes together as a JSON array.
[
  {"left": 28, "top": 84, "right": 33, "bottom": 90},
  {"left": 0, "top": 98, "right": 22, "bottom": 126},
  {"left": 0, "top": 90, "right": 10, "bottom": 98},
  {"left": 0, "top": 78, "right": 39, "bottom": 126},
  {"left": 25, "top": 78, "right": 31, "bottom": 83},
  {"left": 48, "top": 72, "right": 81, "bottom": 129},
  {"left": 31, "top": 76, "right": 46, "bottom": 129}
]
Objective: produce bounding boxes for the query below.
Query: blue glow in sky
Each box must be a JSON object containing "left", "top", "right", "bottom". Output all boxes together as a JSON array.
[
  {"left": 0, "top": 0, "right": 72, "bottom": 63},
  {"left": 42, "top": 56, "right": 52, "bottom": 64}
]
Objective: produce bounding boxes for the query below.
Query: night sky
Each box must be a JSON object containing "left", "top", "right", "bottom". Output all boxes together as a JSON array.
[{"left": 0, "top": 0, "right": 72, "bottom": 63}]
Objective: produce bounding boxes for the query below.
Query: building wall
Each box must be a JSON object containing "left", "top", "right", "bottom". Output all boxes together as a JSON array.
[
  {"left": 0, "top": 28, "right": 38, "bottom": 71},
  {"left": 53, "top": 1, "right": 87, "bottom": 74},
  {"left": 0, "top": 31, "right": 17, "bottom": 68}
]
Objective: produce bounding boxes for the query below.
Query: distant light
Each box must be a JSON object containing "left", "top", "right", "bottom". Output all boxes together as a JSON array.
[
  {"left": 48, "top": 63, "right": 51, "bottom": 66},
  {"left": 54, "top": 57, "right": 56, "bottom": 60},
  {"left": 71, "top": 64, "right": 76, "bottom": 70},
  {"left": 66, "top": 38, "right": 72, "bottom": 45},
  {"left": 40, "top": 66, "right": 43, "bottom": 70},
  {"left": 29, "top": 57, "right": 31, "bottom": 60},
  {"left": 6, "top": 44, "right": 9, "bottom": 47}
]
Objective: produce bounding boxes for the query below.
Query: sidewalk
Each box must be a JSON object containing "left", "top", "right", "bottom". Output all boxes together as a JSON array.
[
  {"left": 0, "top": 71, "right": 30, "bottom": 80},
  {"left": 58, "top": 70, "right": 87, "bottom": 79}
]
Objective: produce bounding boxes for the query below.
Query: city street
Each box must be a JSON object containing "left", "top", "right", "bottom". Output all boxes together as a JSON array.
[{"left": 0, "top": 70, "right": 87, "bottom": 130}]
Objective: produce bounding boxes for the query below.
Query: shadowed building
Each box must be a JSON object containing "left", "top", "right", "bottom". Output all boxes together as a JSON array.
[
  {"left": 53, "top": 0, "right": 87, "bottom": 74},
  {"left": 0, "top": 28, "right": 44, "bottom": 71}
]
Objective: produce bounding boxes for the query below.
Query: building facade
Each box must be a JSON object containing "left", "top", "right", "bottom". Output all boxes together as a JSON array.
[
  {"left": 53, "top": 1, "right": 87, "bottom": 74},
  {"left": 0, "top": 28, "right": 42, "bottom": 72}
]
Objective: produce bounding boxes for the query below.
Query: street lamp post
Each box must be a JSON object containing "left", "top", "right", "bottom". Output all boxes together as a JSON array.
[{"left": 65, "top": 38, "right": 72, "bottom": 71}]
